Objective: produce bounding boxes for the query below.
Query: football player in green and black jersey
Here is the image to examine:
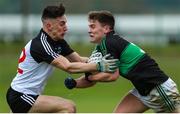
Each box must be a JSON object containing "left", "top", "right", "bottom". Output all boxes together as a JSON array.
[{"left": 64, "top": 10, "right": 180, "bottom": 113}]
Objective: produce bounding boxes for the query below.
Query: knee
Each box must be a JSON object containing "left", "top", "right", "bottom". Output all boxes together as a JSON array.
[
  {"left": 66, "top": 101, "right": 76, "bottom": 113},
  {"left": 61, "top": 100, "right": 76, "bottom": 113}
]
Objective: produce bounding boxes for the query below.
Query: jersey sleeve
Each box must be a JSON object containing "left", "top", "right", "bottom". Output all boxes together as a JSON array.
[
  {"left": 60, "top": 40, "right": 74, "bottom": 56},
  {"left": 30, "top": 39, "right": 59, "bottom": 64},
  {"left": 105, "top": 36, "right": 129, "bottom": 59}
]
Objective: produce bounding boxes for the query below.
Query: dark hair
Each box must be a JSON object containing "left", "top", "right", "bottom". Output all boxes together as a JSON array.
[
  {"left": 88, "top": 10, "right": 115, "bottom": 30},
  {"left": 41, "top": 3, "right": 65, "bottom": 20}
]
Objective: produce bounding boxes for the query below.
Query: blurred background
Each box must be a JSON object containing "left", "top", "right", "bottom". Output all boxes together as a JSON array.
[{"left": 0, "top": 0, "right": 180, "bottom": 112}]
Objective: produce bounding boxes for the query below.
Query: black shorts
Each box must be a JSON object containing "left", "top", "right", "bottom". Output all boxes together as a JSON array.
[{"left": 6, "top": 87, "right": 39, "bottom": 113}]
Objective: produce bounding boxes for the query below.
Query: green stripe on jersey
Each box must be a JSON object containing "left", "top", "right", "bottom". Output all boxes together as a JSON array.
[
  {"left": 100, "top": 37, "right": 107, "bottom": 56},
  {"left": 119, "top": 43, "right": 145, "bottom": 76}
]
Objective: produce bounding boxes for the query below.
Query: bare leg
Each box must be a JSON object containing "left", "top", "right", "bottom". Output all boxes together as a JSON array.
[
  {"left": 113, "top": 93, "right": 149, "bottom": 113},
  {"left": 28, "top": 95, "right": 76, "bottom": 113}
]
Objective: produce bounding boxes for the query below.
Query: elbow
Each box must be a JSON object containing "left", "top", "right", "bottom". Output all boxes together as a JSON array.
[
  {"left": 110, "top": 76, "right": 118, "bottom": 81},
  {"left": 58, "top": 63, "right": 73, "bottom": 73},
  {"left": 52, "top": 57, "right": 76, "bottom": 73},
  {"left": 110, "top": 74, "right": 119, "bottom": 81},
  {"left": 109, "top": 70, "right": 119, "bottom": 81},
  {"left": 63, "top": 65, "right": 74, "bottom": 73},
  {"left": 66, "top": 69, "right": 74, "bottom": 74},
  {"left": 63, "top": 64, "right": 82, "bottom": 74},
  {"left": 106, "top": 74, "right": 119, "bottom": 82}
]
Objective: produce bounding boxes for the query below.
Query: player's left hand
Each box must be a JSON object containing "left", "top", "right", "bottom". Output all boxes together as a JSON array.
[
  {"left": 97, "top": 54, "right": 119, "bottom": 73},
  {"left": 64, "top": 77, "right": 77, "bottom": 89}
]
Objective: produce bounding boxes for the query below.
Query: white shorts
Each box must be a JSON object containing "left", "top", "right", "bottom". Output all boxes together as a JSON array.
[{"left": 130, "top": 78, "right": 180, "bottom": 112}]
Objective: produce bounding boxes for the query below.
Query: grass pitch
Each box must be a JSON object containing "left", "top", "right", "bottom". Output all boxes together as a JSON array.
[{"left": 0, "top": 42, "right": 180, "bottom": 112}]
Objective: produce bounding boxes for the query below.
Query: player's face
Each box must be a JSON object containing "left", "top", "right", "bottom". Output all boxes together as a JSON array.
[
  {"left": 49, "top": 15, "right": 68, "bottom": 41},
  {"left": 88, "top": 20, "right": 106, "bottom": 44}
]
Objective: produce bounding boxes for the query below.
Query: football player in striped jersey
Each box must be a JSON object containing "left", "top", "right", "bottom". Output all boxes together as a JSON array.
[{"left": 6, "top": 5, "right": 118, "bottom": 113}]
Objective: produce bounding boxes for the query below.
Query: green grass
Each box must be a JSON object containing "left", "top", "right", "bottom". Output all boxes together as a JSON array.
[{"left": 0, "top": 42, "right": 180, "bottom": 112}]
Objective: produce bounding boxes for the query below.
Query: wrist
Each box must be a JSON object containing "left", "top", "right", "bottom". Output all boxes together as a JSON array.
[
  {"left": 96, "top": 62, "right": 101, "bottom": 72},
  {"left": 85, "top": 72, "right": 92, "bottom": 82}
]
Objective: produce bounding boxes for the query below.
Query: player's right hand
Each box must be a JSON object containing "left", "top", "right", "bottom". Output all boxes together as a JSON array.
[
  {"left": 97, "top": 54, "right": 119, "bottom": 73},
  {"left": 64, "top": 77, "right": 77, "bottom": 89}
]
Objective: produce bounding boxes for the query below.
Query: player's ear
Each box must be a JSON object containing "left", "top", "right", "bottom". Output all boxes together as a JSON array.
[
  {"left": 47, "top": 21, "right": 51, "bottom": 28},
  {"left": 45, "top": 21, "right": 52, "bottom": 31},
  {"left": 42, "top": 18, "right": 51, "bottom": 29},
  {"left": 104, "top": 25, "right": 111, "bottom": 34}
]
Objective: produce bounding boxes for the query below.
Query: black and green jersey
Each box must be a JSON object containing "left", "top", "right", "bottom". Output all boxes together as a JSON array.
[{"left": 94, "top": 31, "right": 168, "bottom": 96}]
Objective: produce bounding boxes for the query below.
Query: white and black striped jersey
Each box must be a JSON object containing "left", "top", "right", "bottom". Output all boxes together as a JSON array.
[{"left": 11, "top": 29, "right": 74, "bottom": 95}]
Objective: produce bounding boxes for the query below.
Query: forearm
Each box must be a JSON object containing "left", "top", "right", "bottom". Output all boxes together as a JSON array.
[
  {"left": 88, "top": 73, "right": 114, "bottom": 82},
  {"left": 75, "top": 76, "right": 96, "bottom": 88},
  {"left": 80, "top": 56, "right": 89, "bottom": 63},
  {"left": 66, "top": 62, "right": 97, "bottom": 73},
  {"left": 52, "top": 55, "right": 97, "bottom": 73},
  {"left": 88, "top": 70, "right": 119, "bottom": 82},
  {"left": 52, "top": 54, "right": 118, "bottom": 74},
  {"left": 65, "top": 52, "right": 88, "bottom": 63}
]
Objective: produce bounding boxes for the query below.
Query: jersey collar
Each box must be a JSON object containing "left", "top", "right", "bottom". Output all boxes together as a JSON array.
[
  {"left": 106, "top": 30, "right": 115, "bottom": 38},
  {"left": 39, "top": 29, "right": 63, "bottom": 44}
]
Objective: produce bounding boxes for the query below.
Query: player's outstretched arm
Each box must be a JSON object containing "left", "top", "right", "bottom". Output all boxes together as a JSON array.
[
  {"left": 64, "top": 70, "right": 119, "bottom": 90},
  {"left": 51, "top": 54, "right": 118, "bottom": 73},
  {"left": 65, "top": 52, "right": 89, "bottom": 63},
  {"left": 64, "top": 76, "right": 96, "bottom": 89},
  {"left": 87, "top": 70, "right": 119, "bottom": 82}
]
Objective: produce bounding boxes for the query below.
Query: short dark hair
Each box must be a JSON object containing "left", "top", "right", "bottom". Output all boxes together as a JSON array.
[
  {"left": 41, "top": 3, "right": 65, "bottom": 20},
  {"left": 88, "top": 10, "right": 115, "bottom": 30}
]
